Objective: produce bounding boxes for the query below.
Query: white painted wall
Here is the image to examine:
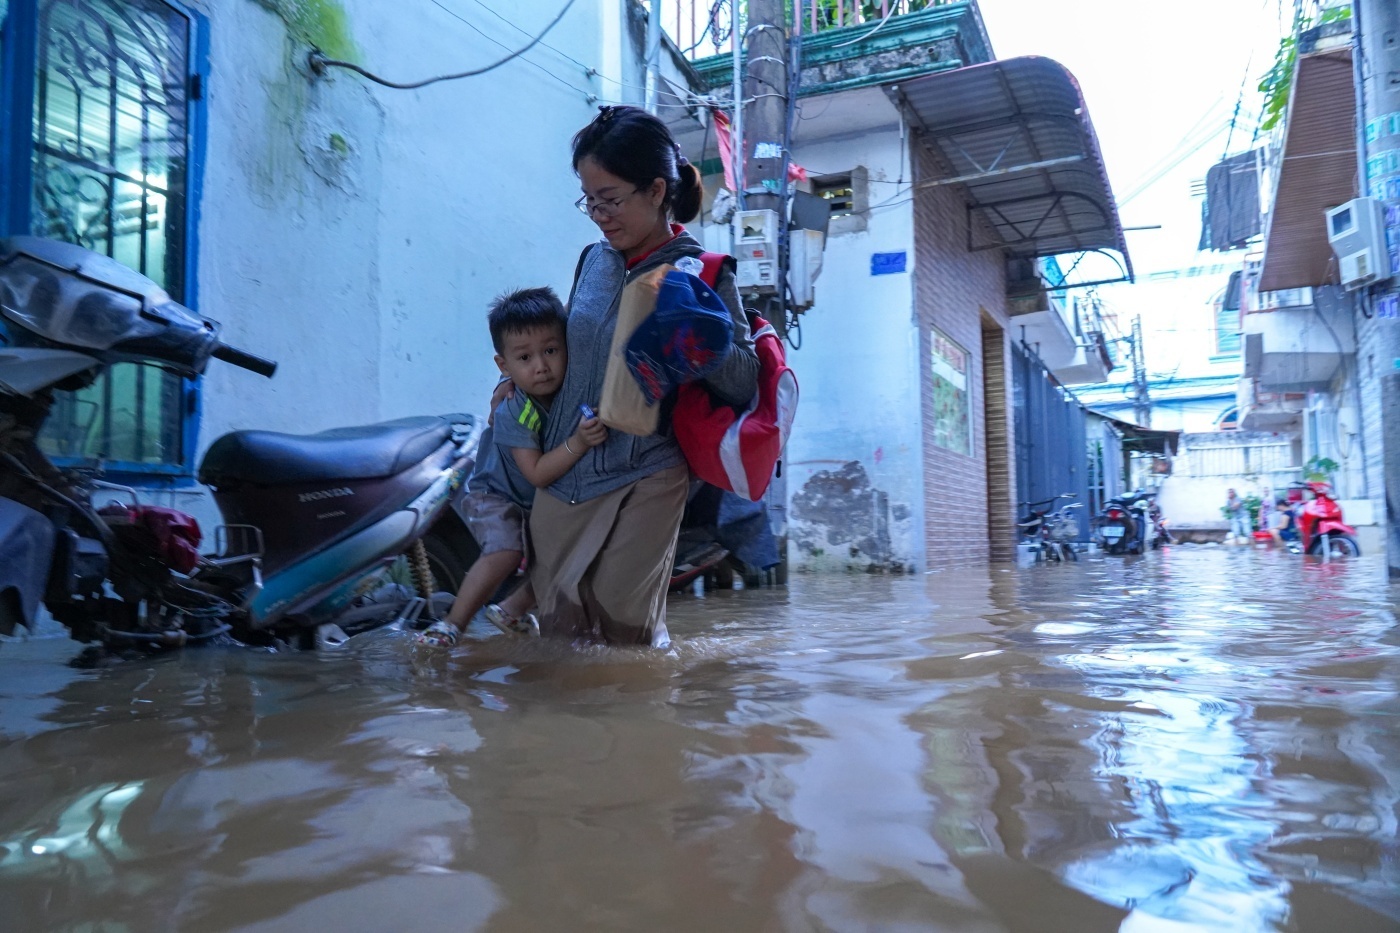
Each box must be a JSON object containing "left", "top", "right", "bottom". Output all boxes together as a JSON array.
[
  {"left": 137, "top": 0, "right": 643, "bottom": 527},
  {"left": 781, "top": 124, "right": 922, "bottom": 571}
]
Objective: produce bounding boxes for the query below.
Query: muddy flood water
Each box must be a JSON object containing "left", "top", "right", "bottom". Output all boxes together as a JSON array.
[{"left": 1, "top": 546, "right": 1399, "bottom": 932}]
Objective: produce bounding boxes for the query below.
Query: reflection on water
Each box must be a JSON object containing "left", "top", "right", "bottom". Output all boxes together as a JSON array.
[{"left": 1, "top": 547, "right": 1398, "bottom": 932}]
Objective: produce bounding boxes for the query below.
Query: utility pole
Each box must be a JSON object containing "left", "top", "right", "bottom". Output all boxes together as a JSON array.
[
  {"left": 740, "top": 0, "right": 790, "bottom": 329},
  {"left": 644, "top": 0, "right": 662, "bottom": 112},
  {"left": 1356, "top": 0, "right": 1400, "bottom": 577},
  {"left": 1131, "top": 315, "right": 1151, "bottom": 428}
]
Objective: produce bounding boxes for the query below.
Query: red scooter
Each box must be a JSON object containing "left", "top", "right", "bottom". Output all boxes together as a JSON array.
[{"left": 1294, "top": 481, "right": 1360, "bottom": 558}]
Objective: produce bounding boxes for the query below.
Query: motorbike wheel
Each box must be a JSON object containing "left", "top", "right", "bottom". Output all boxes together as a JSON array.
[
  {"left": 1061, "top": 542, "right": 1078, "bottom": 562},
  {"left": 1308, "top": 533, "right": 1361, "bottom": 559}
]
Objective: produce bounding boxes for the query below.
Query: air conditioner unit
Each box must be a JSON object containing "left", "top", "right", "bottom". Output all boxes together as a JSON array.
[{"left": 1325, "top": 197, "right": 1392, "bottom": 291}]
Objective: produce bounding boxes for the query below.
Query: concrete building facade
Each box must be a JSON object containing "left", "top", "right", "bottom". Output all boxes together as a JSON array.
[
  {"left": 0, "top": 0, "right": 661, "bottom": 534},
  {"left": 678, "top": 3, "right": 1130, "bottom": 571}
]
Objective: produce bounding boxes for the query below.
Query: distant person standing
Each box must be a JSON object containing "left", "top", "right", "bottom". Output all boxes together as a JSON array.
[
  {"left": 1258, "top": 487, "right": 1274, "bottom": 542},
  {"left": 1225, "top": 488, "right": 1249, "bottom": 543}
]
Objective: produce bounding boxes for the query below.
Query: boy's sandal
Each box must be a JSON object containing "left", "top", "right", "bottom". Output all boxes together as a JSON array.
[
  {"left": 484, "top": 604, "right": 541, "bottom": 638},
  {"left": 416, "top": 619, "right": 460, "bottom": 648}
]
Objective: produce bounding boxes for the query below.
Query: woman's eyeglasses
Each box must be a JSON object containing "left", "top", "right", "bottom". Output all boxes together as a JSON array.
[{"left": 575, "top": 185, "right": 643, "bottom": 219}]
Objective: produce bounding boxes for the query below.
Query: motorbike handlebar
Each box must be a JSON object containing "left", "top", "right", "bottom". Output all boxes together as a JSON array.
[
  {"left": 212, "top": 343, "right": 278, "bottom": 378},
  {"left": 1019, "top": 492, "right": 1077, "bottom": 508}
]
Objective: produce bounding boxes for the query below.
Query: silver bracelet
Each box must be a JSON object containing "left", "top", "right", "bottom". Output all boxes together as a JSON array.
[{"left": 565, "top": 439, "right": 577, "bottom": 455}]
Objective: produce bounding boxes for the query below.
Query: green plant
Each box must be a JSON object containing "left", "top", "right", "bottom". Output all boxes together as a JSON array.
[
  {"left": 1304, "top": 455, "right": 1339, "bottom": 483},
  {"left": 1258, "top": 7, "right": 1351, "bottom": 132},
  {"left": 1220, "top": 493, "right": 1263, "bottom": 529}
]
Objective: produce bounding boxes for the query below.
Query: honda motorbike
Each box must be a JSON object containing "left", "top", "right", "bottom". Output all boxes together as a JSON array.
[
  {"left": 1293, "top": 481, "right": 1360, "bottom": 558},
  {"left": 0, "top": 236, "right": 482, "bottom": 653},
  {"left": 1096, "top": 489, "right": 1168, "bottom": 555}
]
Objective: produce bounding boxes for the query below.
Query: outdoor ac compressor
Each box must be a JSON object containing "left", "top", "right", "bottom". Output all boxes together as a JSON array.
[{"left": 1325, "top": 197, "right": 1392, "bottom": 291}]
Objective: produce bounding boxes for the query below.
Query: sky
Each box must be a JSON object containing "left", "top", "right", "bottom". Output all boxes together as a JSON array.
[{"left": 976, "top": 0, "right": 1292, "bottom": 381}]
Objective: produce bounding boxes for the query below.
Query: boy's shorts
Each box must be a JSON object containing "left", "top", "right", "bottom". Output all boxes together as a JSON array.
[{"left": 463, "top": 490, "right": 528, "bottom": 557}]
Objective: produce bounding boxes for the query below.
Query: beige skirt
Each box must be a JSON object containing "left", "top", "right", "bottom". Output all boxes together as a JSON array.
[{"left": 528, "top": 464, "right": 688, "bottom": 646}]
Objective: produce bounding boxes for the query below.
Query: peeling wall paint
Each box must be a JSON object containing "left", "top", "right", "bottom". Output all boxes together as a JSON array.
[
  {"left": 252, "top": 0, "right": 358, "bottom": 61},
  {"left": 791, "top": 461, "right": 913, "bottom": 573}
]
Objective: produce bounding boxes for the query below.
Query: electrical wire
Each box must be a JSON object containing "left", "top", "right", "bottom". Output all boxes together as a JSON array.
[
  {"left": 458, "top": 0, "right": 723, "bottom": 109},
  {"left": 424, "top": 0, "right": 595, "bottom": 99},
  {"left": 315, "top": 3, "right": 713, "bottom": 113},
  {"left": 1119, "top": 117, "right": 1234, "bottom": 205},
  {"left": 780, "top": 11, "right": 802, "bottom": 345},
  {"left": 679, "top": 0, "right": 729, "bottom": 56},
  {"left": 1220, "top": 46, "right": 1258, "bottom": 161},
  {"left": 311, "top": 0, "right": 580, "bottom": 90},
  {"left": 801, "top": 166, "right": 906, "bottom": 183}
]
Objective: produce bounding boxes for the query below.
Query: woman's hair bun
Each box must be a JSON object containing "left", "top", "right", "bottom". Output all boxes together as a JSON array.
[{"left": 673, "top": 161, "right": 704, "bottom": 224}]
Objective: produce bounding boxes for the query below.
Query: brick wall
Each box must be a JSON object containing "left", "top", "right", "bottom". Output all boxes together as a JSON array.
[{"left": 912, "top": 144, "right": 1014, "bottom": 567}]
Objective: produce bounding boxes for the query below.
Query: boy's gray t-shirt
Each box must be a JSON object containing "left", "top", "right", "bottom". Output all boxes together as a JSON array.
[{"left": 466, "top": 394, "right": 549, "bottom": 508}]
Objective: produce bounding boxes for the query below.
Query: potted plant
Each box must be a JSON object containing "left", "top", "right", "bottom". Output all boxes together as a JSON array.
[{"left": 1304, "top": 456, "right": 1339, "bottom": 485}]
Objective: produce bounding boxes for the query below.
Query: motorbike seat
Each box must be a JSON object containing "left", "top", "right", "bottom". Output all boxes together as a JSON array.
[{"left": 199, "top": 415, "right": 460, "bottom": 486}]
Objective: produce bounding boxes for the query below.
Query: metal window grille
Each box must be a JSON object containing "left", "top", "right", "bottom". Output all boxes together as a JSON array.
[
  {"left": 1184, "top": 442, "right": 1298, "bottom": 477},
  {"left": 814, "top": 175, "right": 855, "bottom": 218},
  {"left": 27, "top": 0, "right": 192, "bottom": 468},
  {"left": 659, "top": 0, "right": 958, "bottom": 59}
]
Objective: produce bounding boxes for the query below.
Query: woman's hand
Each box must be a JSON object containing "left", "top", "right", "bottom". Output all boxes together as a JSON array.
[
  {"left": 571, "top": 416, "right": 608, "bottom": 450},
  {"left": 487, "top": 378, "right": 515, "bottom": 425}
]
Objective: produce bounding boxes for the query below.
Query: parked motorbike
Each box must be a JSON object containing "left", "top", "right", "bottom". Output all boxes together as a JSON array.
[
  {"left": 0, "top": 236, "right": 483, "bottom": 653},
  {"left": 1018, "top": 493, "right": 1082, "bottom": 562},
  {"left": 1096, "top": 489, "right": 1168, "bottom": 555},
  {"left": 1292, "top": 480, "right": 1360, "bottom": 558},
  {"left": 670, "top": 480, "right": 781, "bottom": 590}
]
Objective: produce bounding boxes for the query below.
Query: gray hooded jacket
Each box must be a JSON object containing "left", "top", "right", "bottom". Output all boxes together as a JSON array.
[{"left": 542, "top": 230, "right": 759, "bottom": 504}]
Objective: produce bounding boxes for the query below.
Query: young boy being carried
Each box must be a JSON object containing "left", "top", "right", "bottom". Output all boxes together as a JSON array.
[{"left": 418, "top": 287, "right": 606, "bottom": 648}]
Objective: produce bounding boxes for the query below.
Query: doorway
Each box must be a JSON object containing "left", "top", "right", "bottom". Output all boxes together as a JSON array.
[{"left": 981, "top": 314, "right": 1015, "bottom": 561}]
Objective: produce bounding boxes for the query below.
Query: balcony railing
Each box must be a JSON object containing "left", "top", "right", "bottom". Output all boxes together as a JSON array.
[
  {"left": 659, "top": 0, "right": 963, "bottom": 60},
  {"left": 1181, "top": 441, "right": 1300, "bottom": 478}
]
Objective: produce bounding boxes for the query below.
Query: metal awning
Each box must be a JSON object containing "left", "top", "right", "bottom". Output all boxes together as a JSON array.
[
  {"left": 890, "top": 56, "right": 1133, "bottom": 283},
  {"left": 1090, "top": 410, "right": 1180, "bottom": 457},
  {"left": 1258, "top": 48, "right": 1356, "bottom": 292}
]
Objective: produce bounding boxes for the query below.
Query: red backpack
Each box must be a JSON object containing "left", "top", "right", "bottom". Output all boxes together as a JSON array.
[{"left": 672, "top": 253, "right": 798, "bottom": 501}]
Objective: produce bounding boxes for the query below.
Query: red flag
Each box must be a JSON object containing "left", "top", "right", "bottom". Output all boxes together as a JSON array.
[
  {"left": 712, "top": 109, "right": 737, "bottom": 191},
  {"left": 710, "top": 108, "right": 807, "bottom": 190}
]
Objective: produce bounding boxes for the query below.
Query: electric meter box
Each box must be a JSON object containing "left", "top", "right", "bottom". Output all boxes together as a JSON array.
[
  {"left": 787, "top": 228, "right": 826, "bottom": 309},
  {"left": 734, "top": 209, "right": 779, "bottom": 291},
  {"left": 1325, "top": 197, "right": 1392, "bottom": 291}
]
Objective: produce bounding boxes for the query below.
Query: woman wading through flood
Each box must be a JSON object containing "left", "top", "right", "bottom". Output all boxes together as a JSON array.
[{"left": 495, "top": 105, "right": 758, "bottom": 647}]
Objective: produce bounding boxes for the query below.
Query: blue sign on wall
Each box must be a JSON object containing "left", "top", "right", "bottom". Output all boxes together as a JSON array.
[{"left": 871, "top": 251, "right": 907, "bottom": 275}]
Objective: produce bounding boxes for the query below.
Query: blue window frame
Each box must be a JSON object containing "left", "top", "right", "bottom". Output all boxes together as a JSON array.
[{"left": 0, "top": 0, "right": 206, "bottom": 483}]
